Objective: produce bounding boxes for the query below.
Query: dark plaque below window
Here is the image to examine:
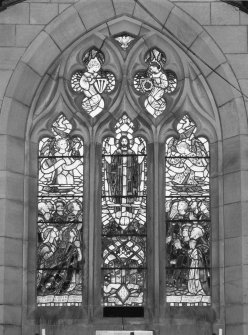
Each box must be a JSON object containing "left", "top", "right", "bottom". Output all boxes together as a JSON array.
[{"left": 103, "top": 307, "right": 144, "bottom": 317}]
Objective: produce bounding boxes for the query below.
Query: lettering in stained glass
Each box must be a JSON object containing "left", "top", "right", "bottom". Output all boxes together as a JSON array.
[
  {"left": 37, "top": 114, "right": 84, "bottom": 306},
  {"left": 102, "top": 115, "right": 147, "bottom": 306},
  {"left": 134, "top": 48, "right": 177, "bottom": 118},
  {"left": 71, "top": 48, "right": 116, "bottom": 118},
  {"left": 114, "top": 34, "right": 135, "bottom": 50},
  {"left": 165, "top": 115, "right": 211, "bottom": 306}
]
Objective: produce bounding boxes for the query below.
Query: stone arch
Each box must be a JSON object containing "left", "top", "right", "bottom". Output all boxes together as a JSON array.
[{"left": 0, "top": 1, "right": 246, "bottom": 335}]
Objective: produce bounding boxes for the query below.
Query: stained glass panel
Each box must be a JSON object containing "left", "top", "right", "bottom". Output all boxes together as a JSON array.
[
  {"left": 102, "top": 115, "right": 147, "bottom": 307},
  {"left": 133, "top": 48, "right": 177, "bottom": 118},
  {"left": 114, "top": 34, "right": 135, "bottom": 50},
  {"left": 165, "top": 116, "right": 211, "bottom": 306},
  {"left": 37, "top": 114, "right": 84, "bottom": 306},
  {"left": 71, "top": 48, "right": 116, "bottom": 117}
]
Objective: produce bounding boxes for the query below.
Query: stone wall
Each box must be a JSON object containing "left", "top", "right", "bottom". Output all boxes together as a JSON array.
[{"left": 0, "top": 1, "right": 247, "bottom": 335}]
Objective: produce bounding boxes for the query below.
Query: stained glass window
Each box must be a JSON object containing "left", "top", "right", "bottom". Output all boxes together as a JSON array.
[
  {"left": 165, "top": 115, "right": 211, "bottom": 306},
  {"left": 134, "top": 48, "right": 177, "bottom": 118},
  {"left": 101, "top": 115, "right": 147, "bottom": 307},
  {"left": 37, "top": 114, "right": 84, "bottom": 306}
]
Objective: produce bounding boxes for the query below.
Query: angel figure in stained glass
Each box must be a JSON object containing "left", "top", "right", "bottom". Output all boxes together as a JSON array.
[
  {"left": 71, "top": 48, "right": 116, "bottom": 117},
  {"left": 39, "top": 134, "right": 83, "bottom": 194},
  {"left": 134, "top": 48, "right": 177, "bottom": 117}
]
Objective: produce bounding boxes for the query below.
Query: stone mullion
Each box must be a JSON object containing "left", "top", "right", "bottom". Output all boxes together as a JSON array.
[
  {"left": 88, "top": 137, "right": 97, "bottom": 318},
  {"left": 153, "top": 141, "right": 160, "bottom": 317}
]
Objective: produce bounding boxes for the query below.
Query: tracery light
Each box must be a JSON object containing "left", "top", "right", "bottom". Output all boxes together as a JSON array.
[
  {"left": 37, "top": 114, "right": 84, "bottom": 306},
  {"left": 101, "top": 115, "right": 147, "bottom": 307},
  {"left": 134, "top": 48, "right": 177, "bottom": 118},
  {"left": 165, "top": 115, "right": 211, "bottom": 306},
  {"left": 70, "top": 47, "right": 116, "bottom": 118},
  {"left": 114, "top": 34, "right": 135, "bottom": 50}
]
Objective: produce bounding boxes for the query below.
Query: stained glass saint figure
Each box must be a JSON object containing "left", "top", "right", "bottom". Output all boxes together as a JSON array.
[
  {"left": 37, "top": 114, "right": 84, "bottom": 306},
  {"left": 165, "top": 115, "right": 210, "bottom": 306},
  {"left": 102, "top": 115, "right": 147, "bottom": 306},
  {"left": 71, "top": 48, "right": 116, "bottom": 117},
  {"left": 134, "top": 48, "right": 177, "bottom": 117}
]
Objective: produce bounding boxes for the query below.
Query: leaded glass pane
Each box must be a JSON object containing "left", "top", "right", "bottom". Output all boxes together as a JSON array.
[
  {"left": 102, "top": 115, "right": 147, "bottom": 307},
  {"left": 70, "top": 48, "right": 116, "bottom": 117},
  {"left": 37, "top": 114, "right": 84, "bottom": 306},
  {"left": 114, "top": 34, "right": 135, "bottom": 50},
  {"left": 165, "top": 116, "right": 211, "bottom": 306},
  {"left": 133, "top": 48, "right": 177, "bottom": 118}
]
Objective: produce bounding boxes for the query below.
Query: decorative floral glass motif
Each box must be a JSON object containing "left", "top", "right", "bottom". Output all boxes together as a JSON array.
[
  {"left": 134, "top": 48, "right": 177, "bottom": 118},
  {"left": 71, "top": 48, "right": 116, "bottom": 117},
  {"left": 114, "top": 34, "right": 135, "bottom": 50},
  {"left": 165, "top": 115, "right": 211, "bottom": 306},
  {"left": 37, "top": 114, "right": 84, "bottom": 306},
  {"left": 102, "top": 115, "right": 147, "bottom": 306}
]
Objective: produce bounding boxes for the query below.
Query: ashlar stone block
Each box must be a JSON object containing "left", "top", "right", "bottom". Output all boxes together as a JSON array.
[
  {"left": 164, "top": 6, "right": 203, "bottom": 47},
  {"left": 0, "top": 199, "right": 23, "bottom": 239},
  {"left": 0, "top": 266, "right": 22, "bottom": 305},
  {"left": 0, "top": 25, "right": 15, "bottom": 46},
  {"left": 226, "top": 54, "right": 248, "bottom": 80},
  {"left": 0, "top": 3, "right": 29, "bottom": 24},
  {"left": 211, "top": 2, "right": 239, "bottom": 25},
  {"left": 0, "top": 135, "right": 25, "bottom": 174},
  {"left": 0, "top": 47, "right": 25, "bottom": 70},
  {"left": 207, "top": 70, "right": 241, "bottom": 109},
  {"left": 225, "top": 265, "right": 243, "bottom": 304},
  {"left": 225, "top": 236, "right": 242, "bottom": 267},
  {"left": 5, "top": 61, "right": 41, "bottom": 106},
  {"left": 175, "top": 2, "right": 210, "bottom": 25},
  {"left": 0, "top": 305, "right": 22, "bottom": 326},
  {"left": 21, "top": 31, "right": 61, "bottom": 76},
  {"left": 30, "top": 3, "right": 59, "bottom": 25},
  {"left": 75, "top": 0, "right": 115, "bottom": 30},
  {"left": 0, "top": 237, "right": 23, "bottom": 268},
  {"left": 0, "top": 98, "right": 29, "bottom": 139},
  {"left": 224, "top": 202, "right": 242, "bottom": 239},
  {"left": 190, "top": 31, "right": 226, "bottom": 77},
  {"left": 0, "top": 71, "right": 12, "bottom": 100},
  {"left": 112, "top": 0, "right": 136, "bottom": 16},
  {"left": 45, "top": 6, "right": 86, "bottom": 50},
  {"left": 0, "top": 171, "right": 24, "bottom": 202},
  {"left": 133, "top": 0, "right": 174, "bottom": 30},
  {"left": 205, "top": 26, "right": 247, "bottom": 54},
  {"left": 223, "top": 171, "right": 241, "bottom": 205},
  {"left": 16, "top": 24, "right": 44, "bottom": 48}
]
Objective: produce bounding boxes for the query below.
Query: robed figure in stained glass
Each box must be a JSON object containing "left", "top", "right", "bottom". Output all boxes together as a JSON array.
[
  {"left": 107, "top": 136, "right": 139, "bottom": 208},
  {"left": 101, "top": 116, "right": 147, "bottom": 307},
  {"left": 37, "top": 115, "right": 84, "bottom": 306}
]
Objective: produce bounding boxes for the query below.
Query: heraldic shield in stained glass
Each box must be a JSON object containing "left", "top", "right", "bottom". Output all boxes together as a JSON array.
[
  {"left": 102, "top": 115, "right": 147, "bottom": 306},
  {"left": 134, "top": 48, "right": 177, "bottom": 118},
  {"left": 165, "top": 115, "right": 211, "bottom": 306},
  {"left": 71, "top": 48, "right": 116, "bottom": 118},
  {"left": 37, "top": 114, "right": 84, "bottom": 306}
]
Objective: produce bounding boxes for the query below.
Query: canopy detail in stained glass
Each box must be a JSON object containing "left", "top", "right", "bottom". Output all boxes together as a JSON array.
[
  {"left": 134, "top": 48, "right": 177, "bottom": 118},
  {"left": 102, "top": 115, "right": 147, "bottom": 306},
  {"left": 71, "top": 47, "right": 116, "bottom": 118},
  {"left": 165, "top": 115, "right": 211, "bottom": 306},
  {"left": 37, "top": 114, "right": 84, "bottom": 306}
]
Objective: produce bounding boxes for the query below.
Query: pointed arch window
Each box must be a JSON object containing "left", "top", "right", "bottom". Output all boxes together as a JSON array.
[
  {"left": 165, "top": 115, "right": 211, "bottom": 306},
  {"left": 101, "top": 115, "right": 147, "bottom": 314},
  {"left": 37, "top": 114, "right": 84, "bottom": 307}
]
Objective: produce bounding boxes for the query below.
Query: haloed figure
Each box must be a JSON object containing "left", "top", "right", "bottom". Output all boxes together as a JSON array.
[{"left": 144, "top": 61, "right": 168, "bottom": 116}]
